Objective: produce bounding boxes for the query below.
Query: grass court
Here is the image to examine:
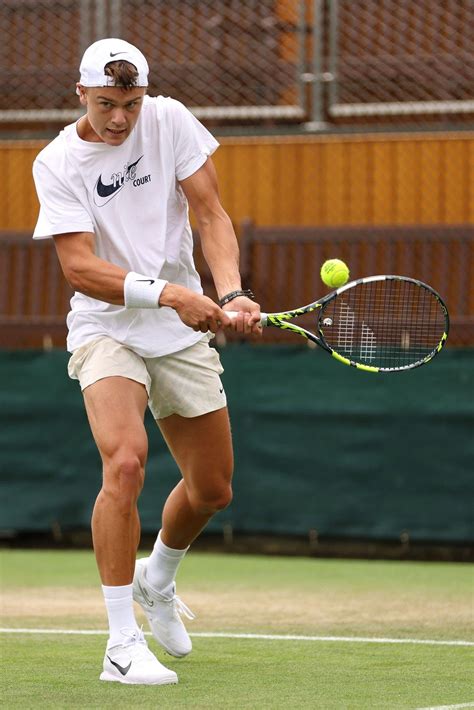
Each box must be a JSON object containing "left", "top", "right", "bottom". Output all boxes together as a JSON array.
[{"left": 1, "top": 549, "right": 473, "bottom": 709}]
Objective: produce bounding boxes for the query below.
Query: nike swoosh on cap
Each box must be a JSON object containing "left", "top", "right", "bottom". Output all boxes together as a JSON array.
[
  {"left": 107, "top": 656, "right": 132, "bottom": 676},
  {"left": 110, "top": 51, "right": 126, "bottom": 57}
]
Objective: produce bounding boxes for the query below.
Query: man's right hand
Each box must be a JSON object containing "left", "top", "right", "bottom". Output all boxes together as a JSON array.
[{"left": 159, "top": 283, "right": 231, "bottom": 333}]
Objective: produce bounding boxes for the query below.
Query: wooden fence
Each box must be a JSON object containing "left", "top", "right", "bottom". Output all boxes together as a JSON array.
[{"left": 1, "top": 224, "right": 472, "bottom": 348}]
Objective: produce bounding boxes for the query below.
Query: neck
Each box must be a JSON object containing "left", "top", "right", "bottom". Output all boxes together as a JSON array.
[{"left": 76, "top": 116, "right": 103, "bottom": 143}]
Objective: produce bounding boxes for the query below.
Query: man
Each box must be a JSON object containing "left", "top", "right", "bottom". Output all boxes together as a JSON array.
[{"left": 32, "top": 38, "right": 260, "bottom": 686}]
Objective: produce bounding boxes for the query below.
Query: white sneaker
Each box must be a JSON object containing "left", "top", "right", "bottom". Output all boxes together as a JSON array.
[
  {"left": 100, "top": 627, "right": 178, "bottom": 685},
  {"left": 133, "top": 557, "right": 195, "bottom": 658}
]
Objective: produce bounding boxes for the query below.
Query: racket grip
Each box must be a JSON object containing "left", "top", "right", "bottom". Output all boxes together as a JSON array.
[{"left": 226, "top": 310, "right": 268, "bottom": 326}]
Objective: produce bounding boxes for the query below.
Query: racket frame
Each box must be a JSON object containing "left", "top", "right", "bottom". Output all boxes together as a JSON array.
[{"left": 253, "top": 275, "right": 449, "bottom": 373}]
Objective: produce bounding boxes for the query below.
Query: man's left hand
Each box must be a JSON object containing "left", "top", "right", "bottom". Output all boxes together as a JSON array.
[{"left": 222, "top": 296, "right": 262, "bottom": 335}]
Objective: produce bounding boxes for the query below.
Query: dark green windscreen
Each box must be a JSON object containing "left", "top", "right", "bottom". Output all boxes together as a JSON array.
[{"left": 1, "top": 346, "right": 472, "bottom": 542}]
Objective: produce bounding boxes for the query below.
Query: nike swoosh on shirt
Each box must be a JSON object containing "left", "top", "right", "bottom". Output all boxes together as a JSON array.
[
  {"left": 95, "top": 156, "right": 143, "bottom": 202},
  {"left": 107, "top": 656, "right": 132, "bottom": 676},
  {"left": 96, "top": 174, "right": 124, "bottom": 198}
]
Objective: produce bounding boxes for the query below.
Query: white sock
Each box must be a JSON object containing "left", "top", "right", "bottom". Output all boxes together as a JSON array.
[
  {"left": 102, "top": 583, "right": 139, "bottom": 646},
  {"left": 146, "top": 530, "right": 189, "bottom": 594}
]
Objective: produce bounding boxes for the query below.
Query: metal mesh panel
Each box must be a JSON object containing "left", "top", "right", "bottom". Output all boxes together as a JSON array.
[
  {"left": 328, "top": 0, "right": 474, "bottom": 118},
  {"left": 122, "top": 0, "right": 303, "bottom": 117},
  {"left": 0, "top": 0, "right": 306, "bottom": 123},
  {"left": 1, "top": 0, "right": 473, "bottom": 127},
  {"left": 1, "top": 0, "right": 83, "bottom": 112}
]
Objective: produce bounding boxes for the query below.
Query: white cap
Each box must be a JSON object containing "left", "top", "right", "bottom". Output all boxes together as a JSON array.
[{"left": 78, "top": 38, "right": 149, "bottom": 88}]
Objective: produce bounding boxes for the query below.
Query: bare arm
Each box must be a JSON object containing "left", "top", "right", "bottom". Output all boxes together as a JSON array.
[
  {"left": 180, "top": 158, "right": 240, "bottom": 299},
  {"left": 180, "top": 158, "right": 261, "bottom": 332},
  {"left": 53, "top": 232, "right": 127, "bottom": 304},
  {"left": 53, "top": 231, "right": 230, "bottom": 333}
]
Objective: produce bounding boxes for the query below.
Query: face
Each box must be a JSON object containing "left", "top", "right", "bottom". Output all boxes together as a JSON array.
[{"left": 77, "top": 86, "right": 146, "bottom": 145}]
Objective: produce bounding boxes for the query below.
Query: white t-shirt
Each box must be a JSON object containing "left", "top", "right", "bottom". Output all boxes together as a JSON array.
[{"left": 32, "top": 95, "right": 219, "bottom": 357}]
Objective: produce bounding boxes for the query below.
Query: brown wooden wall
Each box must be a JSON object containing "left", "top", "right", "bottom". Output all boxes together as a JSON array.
[
  {"left": 1, "top": 131, "right": 472, "bottom": 349},
  {"left": 214, "top": 133, "right": 474, "bottom": 228},
  {"left": 1, "top": 132, "right": 473, "bottom": 232}
]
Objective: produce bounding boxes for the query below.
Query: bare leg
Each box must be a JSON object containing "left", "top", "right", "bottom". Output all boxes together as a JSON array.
[
  {"left": 83, "top": 376, "right": 149, "bottom": 585},
  {"left": 157, "top": 408, "right": 234, "bottom": 549}
]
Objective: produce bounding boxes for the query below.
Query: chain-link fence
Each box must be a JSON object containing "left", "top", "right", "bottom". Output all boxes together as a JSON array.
[
  {"left": 326, "top": 0, "right": 474, "bottom": 121},
  {"left": 1, "top": 0, "right": 306, "bottom": 124},
  {"left": 1, "top": 0, "right": 473, "bottom": 130}
]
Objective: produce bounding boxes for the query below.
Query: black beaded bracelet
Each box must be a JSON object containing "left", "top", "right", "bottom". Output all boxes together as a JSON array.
[{"left": 218, "top": 289, "right": 255, "bottom": 307}]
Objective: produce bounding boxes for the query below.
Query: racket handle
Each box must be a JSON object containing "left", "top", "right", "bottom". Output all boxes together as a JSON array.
[{"left": 226, "top": 310, "right": 268, "bottom": 326}]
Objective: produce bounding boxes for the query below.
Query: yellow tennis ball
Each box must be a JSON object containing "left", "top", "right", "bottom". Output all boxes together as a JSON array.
[{"left": 320, "top": 259, "right": 350, "bottom": 288}]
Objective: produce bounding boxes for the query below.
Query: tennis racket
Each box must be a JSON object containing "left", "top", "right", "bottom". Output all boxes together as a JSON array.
[{"left": 229, "top": 275, "right": 449, "bottom": 373}]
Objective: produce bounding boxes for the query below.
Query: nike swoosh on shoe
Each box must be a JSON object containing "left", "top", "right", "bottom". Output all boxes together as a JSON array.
[
  {"left": 137, "top": 580, "right": 155, "bottom": 607},
  {"left": 107, "top": 656, "right": 132, "bottom": 676}
]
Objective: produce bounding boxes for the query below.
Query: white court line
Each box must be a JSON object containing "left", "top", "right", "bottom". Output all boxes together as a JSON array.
[
  {"left": 414, "top": 703, "right": 474, "bottom": 710},
  {"left": 0, "top": 628, "right": 473, "bottom": 647},
  {"left": 192, "top": 632, "right": 474, "bottom": 646}
]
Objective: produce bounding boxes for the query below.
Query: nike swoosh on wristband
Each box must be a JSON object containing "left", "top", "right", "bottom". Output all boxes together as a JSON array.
[
  {"left": 136, "top": 279, "right": 155, "bottom": 285},
  {"left": 107, "top": 656, "right": 132, "bottom": 675}
]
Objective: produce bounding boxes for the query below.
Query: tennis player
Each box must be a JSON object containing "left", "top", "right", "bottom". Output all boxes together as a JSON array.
[{"left": 32, "top": 38, "right": 260, "bottom": 685}]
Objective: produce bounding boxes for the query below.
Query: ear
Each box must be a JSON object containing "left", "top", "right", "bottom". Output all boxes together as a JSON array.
[{"left": 76, "top": 84, "right": 88, "bottom": 105}]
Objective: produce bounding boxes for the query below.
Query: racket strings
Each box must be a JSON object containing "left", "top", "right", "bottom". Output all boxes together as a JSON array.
[{"left": 320, "top": 279, "right": 447, "bottom": 369}]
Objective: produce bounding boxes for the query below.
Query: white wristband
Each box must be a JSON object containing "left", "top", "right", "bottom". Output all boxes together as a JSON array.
[{"left": 124, "top": 272, "right": 168, "bottom": 309}]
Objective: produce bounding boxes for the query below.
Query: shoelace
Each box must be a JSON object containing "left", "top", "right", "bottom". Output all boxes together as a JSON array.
[
  {"left": 120, "top": 625, "right": 147, "bottom": 648},
  {"left": 155, "top": 582, "right": 196, "bottom": 621},
  {"left": 172, "top": 595, "right": 196, "bottom": 621}
]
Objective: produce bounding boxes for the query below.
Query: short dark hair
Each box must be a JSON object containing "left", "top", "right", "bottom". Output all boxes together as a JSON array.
[{"left": 104, "top": 60, "right": 139, "bottom": 89}]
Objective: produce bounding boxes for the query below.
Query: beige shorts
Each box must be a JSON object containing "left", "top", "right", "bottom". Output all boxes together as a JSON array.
[{"left": 67, "top": 335, "right": 227, "bottom": 419}]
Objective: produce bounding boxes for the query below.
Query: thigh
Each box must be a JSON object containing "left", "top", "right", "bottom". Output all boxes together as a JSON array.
[
  {"left": 69, "top": 336, "right": 151, "bottom": 462},
  {"left": 157, "top": 408, "right": 234, "bottom": 495},
  {"left": 83, "top": 376, "right": 149, "bottom": 463}
]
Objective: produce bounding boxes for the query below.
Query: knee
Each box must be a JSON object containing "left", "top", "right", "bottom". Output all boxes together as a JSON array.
[
  {"left": 103, "top": 451, "right": 145, "bottom": 507},
  {"left": 212, "top": 484, "right": 233, "bottom": 513},
  {"left": 189, "top": 482, "right": 233, "bottom": 517}
]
